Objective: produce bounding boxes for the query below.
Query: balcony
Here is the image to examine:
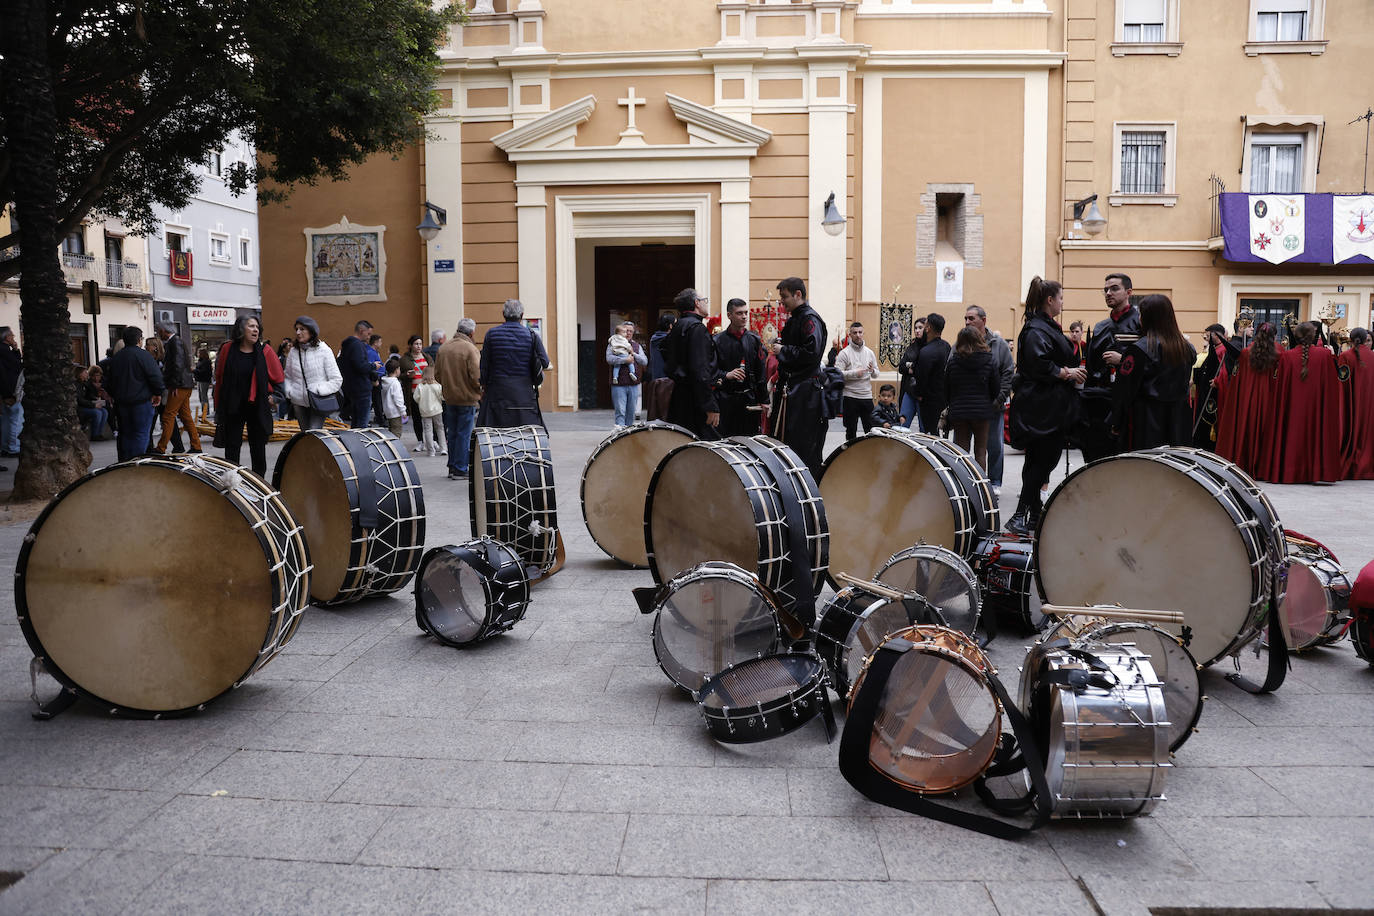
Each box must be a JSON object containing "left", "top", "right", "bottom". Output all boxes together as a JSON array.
[
  {"left": 60, "top": 252, "right": 149, "bottom": 292},
  {"left": 1214, "top": 191, "right": 1374, "bottom": 267}
]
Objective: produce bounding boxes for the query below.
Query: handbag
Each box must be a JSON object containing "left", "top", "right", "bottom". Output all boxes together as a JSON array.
[{"left": 299, "top": 348, "right": 341, "bottom": 414}]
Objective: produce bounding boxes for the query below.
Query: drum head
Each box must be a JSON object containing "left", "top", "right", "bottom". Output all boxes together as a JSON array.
[
  {"left": 648, "top": 446, "right": 761, "bottom": 583},
  {"left": 582, "top": 425, "right": 693, "bottom": 567},
  {"left": 840, "top": 600, "right": 922, "bottom": 699},
  {"left": 418, "top": 550, "right": 490, "bottom": 645},
  {"left": 865, "top": 640, "right": 1000, "bottom": 794},
  {"left": 22, "top": 465, "right": 272, "bottom": 712},
  {"left": 275, "top": 434, "right": 352, "bottom": 603},
  {"left": 1037, "top": 456, "right": 1257, "bottom": 665},
  {"left": 820, "top": 435, "right": 962, "bottom": 585},
  {"left": 1280, "top": 556, "right": 1336, "bottom": 650},
  {"left": 654, "top": 569, "right": 782, "bottom": 691},
  {"left": 875, "top": 547, "right": 980, "bottom": 635},
  {"left": 697, "top": 653, "right": 818, "bottom": 710}
]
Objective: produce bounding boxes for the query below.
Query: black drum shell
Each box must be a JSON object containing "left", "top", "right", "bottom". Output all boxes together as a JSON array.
[
  {"left": 694, "top": 652, "right": 829, "bottom": 744},
  {"left": 414, "top": 537, "right": 530, "bottom": 648}
]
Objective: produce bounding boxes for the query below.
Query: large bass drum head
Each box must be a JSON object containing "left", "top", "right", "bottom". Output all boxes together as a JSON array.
[
  {"left": 648, "top": 446, "right": 760, "bottom": 583},
  {"left": 22, "top": 466, "right": 272, "bottom": 712},
  {"left": 275, "top": 434, "right": 351, "bottom": 603},
  {"left": 582, "top": 424, "right": 693, "bottom": 567},
  {"left": 820, "top": 435, "right": 960, "bottom": 585},
  {"left": 1037, "top": 456, "right": 1256, "bottom": 666}
]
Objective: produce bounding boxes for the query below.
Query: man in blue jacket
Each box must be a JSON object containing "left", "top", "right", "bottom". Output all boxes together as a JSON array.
[
  {"left": 477, "top": 299, "right": 549, "bottom": 429},
  {"left": 339, "top": 319, "right": 379, "bottom": 428}
]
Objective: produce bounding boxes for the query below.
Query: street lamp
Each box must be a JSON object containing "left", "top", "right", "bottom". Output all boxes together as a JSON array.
[
  {"left": 417, "top": 201, "right": 447, "bottom": 241},
  {"left": 821, "top": 192, "right": 845, "bottom": 237},
  {"left": 1073, "top": 194, "right": 1107, "bottom": 238}
]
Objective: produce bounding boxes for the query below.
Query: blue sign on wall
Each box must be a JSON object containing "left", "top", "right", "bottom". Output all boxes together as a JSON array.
[{"left": 433, "top": 259, "right": 455, "bottom": 273}]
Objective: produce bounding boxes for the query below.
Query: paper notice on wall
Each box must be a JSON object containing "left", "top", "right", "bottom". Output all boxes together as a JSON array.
[{"left": 935, "top": 260, "right": 963, "bottom": 303}]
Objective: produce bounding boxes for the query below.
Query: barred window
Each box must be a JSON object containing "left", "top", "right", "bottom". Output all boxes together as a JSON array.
[{"left": 1120, "top": 131, "right": 1166, "bottom": 194}]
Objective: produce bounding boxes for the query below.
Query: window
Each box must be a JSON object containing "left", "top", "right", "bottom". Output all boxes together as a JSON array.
[
  {"left": 1110, "top": 122, "right": 1178, "bottom": 206},
  {"left": 1246, "top": 0, "right": 1325, "bottom": 54},
  {"left": 164, "top": 224, "right": 190, "bottom": 257},
  {"left": 208, "top": 150, "right": 223, "bottom": 178},
  {"left": 62, "top": 230, "right": 86, "bottom": 256},
  {"left": 1241, "top": 117, "right": 1322, "bottom": 193},
  {"left": 238, "top": 235, "right": 252, "bottom": 269},
  {"left": 1112, "top": 0, "right": 1181, "bottom": 55},
  {"left": 209, "top": 231, "right": 230, "bottom": 263}
]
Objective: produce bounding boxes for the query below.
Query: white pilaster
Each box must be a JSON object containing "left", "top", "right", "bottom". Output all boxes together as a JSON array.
[
  {"left": 423, "top": 113, "right": 464, "bottom": 336},
  {"left": 861, "top": 75, "right": 882, "bottom": 304},
  {"left": 516, "top": 182, "right": 549, "bottom": 324},
  {"left": 808, "top": 69, "right": 849, "bottom": 338},
  {"left": 1021, "top": 70, "right": 1049, "bottom": 295},
  {"left": 720, "top": 179, "right": 751, "bottom": 302}
]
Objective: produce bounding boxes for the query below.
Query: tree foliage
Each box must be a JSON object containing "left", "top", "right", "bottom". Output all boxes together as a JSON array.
[{"left": 1, "top": 0, "right": 461, "bottom": 277}]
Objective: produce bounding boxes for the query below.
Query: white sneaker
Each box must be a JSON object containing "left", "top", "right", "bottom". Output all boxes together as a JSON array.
[{"left": 438, "top": 449, "right": 448, "bottom": 456}]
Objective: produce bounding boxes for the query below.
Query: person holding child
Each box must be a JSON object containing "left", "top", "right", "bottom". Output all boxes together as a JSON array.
[{"left": 606, "top": 321, "right": 647, "bottom": 428}]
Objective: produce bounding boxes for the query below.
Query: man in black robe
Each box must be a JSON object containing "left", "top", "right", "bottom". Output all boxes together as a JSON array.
[
  {"left": 713, "top": 297, "right": 767, "bottom": 437},
  {"left": 663, "top": 288, "right": 721, "bottom": 437},
  {"left": 1078, "top": 272, "right": 1142, "bottom": 461},
  {"left": 769, "top": 277, "right": 828, "bottom": 477},
  {"left": 1192, "top": 323, "right": 1241, "bottom": 449}
]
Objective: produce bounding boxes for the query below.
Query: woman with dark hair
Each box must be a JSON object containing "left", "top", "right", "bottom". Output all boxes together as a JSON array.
[
  {"left": 1341, "top": 328, "right": 1373, "bottom": 479},
  {"left": 281, "top": 315, "right": 342, "bottom": 431},
  {"left": 944, "top": 325, "right": 999, "bottom": 472},
  {"left": 1272, "top": 320, "right": 1343, "bottom": 483},
  {"left": 398, "top": 333, "right": 428, "bottom": 441},
  {"left": 1108, "top": 294, "right": 1196, "bottom": 451},
  {"left": 1216, "top": 323, "right": 1282, "bottom": 479},
  {"left": 1005, "top": 277, "right": 1085, "bottom": 536},
  {"left": 214, "top": 315, "right": 284, "bottom": 476},
  {"left": 896, "top": 316, "right": 927, "bottom": 430}
]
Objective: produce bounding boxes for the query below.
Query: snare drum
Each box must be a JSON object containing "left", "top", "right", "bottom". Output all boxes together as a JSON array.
[
  {"left": 819, "top": 429, "right": 978, "bottom": 585},
  {"left": 651, "top": 562, "right": 791, "bottom": 693},
  {"left": 16, "top": 456, "right": 311, "bottom": 716},
  {"left": 470, "top": 426, "right": 560, "bottom": 578},
  {"left": 847, "top": 625, "right": 1002, "bottom": 794},
  {"left": 874, "top": 544, "right": 981, "bottom": 636},
  {"left": 274, "top": 427, "right": 426, "bottom": 606},
  {"left": 815, "top": 586, "right": 938, "bottom": 700},
  {"left": 1279, "top": 531, "right": 1352, "bottom": 652},
  {"left": 1027, "top": 615, "right": 1202, "bottom": 752},
  {"left": 1037, "top": 450, "right": 1281, "bottom": 666},
  {"left": 1350, "top": 559, "right": 1374, "bottom": 665},
  {"left": 415, "top": 538, "right": 530, "bottom": 648},
  {"left": 581, "top": 422, "right": 694, "bottom": 567},
  {"left": 646, "top": 438, "right": 827, "bottom": 622},
  {"left": 972, "top": 535, "right": 1043, "bottom": 634},
  {"left": 695, "top": 651, "right": 833, "bottom": 744},
  {"left": 1022, "top": 642, "right": 1170, "bottom": 818}
]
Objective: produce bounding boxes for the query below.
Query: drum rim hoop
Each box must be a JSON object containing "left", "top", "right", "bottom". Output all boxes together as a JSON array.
[{"left": 580, "top": 422, "right": 695, "bottom": 567}]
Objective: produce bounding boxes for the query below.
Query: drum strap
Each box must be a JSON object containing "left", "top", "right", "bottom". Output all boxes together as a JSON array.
[
  {"left": 839, "top": 639, "right": 1052, "bottom": 840},
  {"left": 530, "top": 530, "right": 566, "bottom": 584},
  {"left": 1226, "top": 583, "right": 1289, "bottom": 694},
  {"left": 343, "top": 433, "right": 380, "bottom": 530},
  {"left": 732, "top": 437, "right": 818, "bottom": 624}
]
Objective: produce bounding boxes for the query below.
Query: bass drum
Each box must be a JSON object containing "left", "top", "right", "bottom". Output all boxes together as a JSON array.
[
  {"left": 646, "top": 438, "right": 827, "bottom": 623},
  {"left": 1278, "top": 531, "right": 1352, "bottom": 652},
  {"left": 1037, "top": 451, "right": 1279, "bottom": 666},
  {"left": 16, "top": 456, "right": 311, "bottom": 716},
  {"left": 922, "top": 435, "right": 1001, "bottom": 536},
  {"left": 874, "top": 544, "right": 981, "bottom": 637},
  {"left": 274, "top": 427, "right": 426, "bottom": 605},
  {"left": 470, "top": 425, "right": 560, "bottom": 578},
  {"left": 819, "top": 429, "right": 978, "bottom": 586},
  {"left": 581, "top": 422, "right": 694, "bottom": 567}
]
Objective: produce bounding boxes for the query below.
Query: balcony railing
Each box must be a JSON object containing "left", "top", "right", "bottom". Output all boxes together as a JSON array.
[{"left": 60, "top": 252, "right": 148, "bottom": 292}]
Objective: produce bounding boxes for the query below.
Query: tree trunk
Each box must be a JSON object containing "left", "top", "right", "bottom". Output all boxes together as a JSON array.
[{"left": 1, "top": 0, "right": 93, "bottom": 500}]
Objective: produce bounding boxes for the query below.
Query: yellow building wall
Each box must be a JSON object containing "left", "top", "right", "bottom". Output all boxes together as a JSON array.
[
  {"left": 459, "top": 120, "right": 519, "bottom": 338},
  {"left": 549, "top": 76, "right": 707, "bottom": 148},
  {"left": 750, "top": 113, "right": 811, "bottom": 307},
  {"left": 541, "top": 0, "right": 718, "bottom": 54}
]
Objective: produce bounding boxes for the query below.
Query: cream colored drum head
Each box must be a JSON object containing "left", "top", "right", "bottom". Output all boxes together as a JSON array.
[
  {"left": 820, "top": 436, "right": 961, "bottom": 584},
  {"left": 648, "top": 446, "right": 761, "bottom": 582},
  {"left": 275, "top": 434, "right": 351, "bottom": 603},
  {"left": 1037, "top": 457, "right": 1256, "bottom": 666},
  {"left": 583, "top": 425, "right": 693, "bottom": 567},
  {"left": 23, "top": 466, "right": 272, "bottom": 711}
]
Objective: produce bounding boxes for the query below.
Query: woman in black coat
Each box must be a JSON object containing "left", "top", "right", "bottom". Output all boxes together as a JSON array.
[
  {"left": 1110, "top": 294, "right": 1196, "bottom": 451},
  {"left": 896, "top": 316, "right": 927, "bottom": 429},
  {"left": 214, "top": 315, "right": 284, "bottom": 477},
  {"left": 1006, "top": 276, "right": 1085, "bottom": 536},
  {"left": 944, "top": 326, "right": 1001, "bottom": 472}
]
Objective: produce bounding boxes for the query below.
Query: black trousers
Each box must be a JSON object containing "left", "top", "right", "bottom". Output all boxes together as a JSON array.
[
  {"left": 842, "top": 396, "right": 876, "bottom": 441},
  {"left": 1019, "top": 433, "right": 1065, "bottom": 509},
  {"left": 919, "top": 401, "right": 944, "bottom": 439},
  {"left": 219, "top": 407, "right": 269, "bottom": 477}
]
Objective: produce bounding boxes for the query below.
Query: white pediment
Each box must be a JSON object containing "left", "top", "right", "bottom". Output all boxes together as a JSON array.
[
  {"left": 491, "top": 95, "right": 596, "bottom": 152},
  {"left": 665, "top": 93, "right": 772, "bottom": 148}
]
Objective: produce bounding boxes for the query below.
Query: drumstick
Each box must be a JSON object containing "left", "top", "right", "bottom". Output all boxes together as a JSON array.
[
  {"left": 836, "top": 571, "right": 912, "bottom": 602},
  {"left": 1042, "top": 604, "right": 1186, "bottom": 625}
]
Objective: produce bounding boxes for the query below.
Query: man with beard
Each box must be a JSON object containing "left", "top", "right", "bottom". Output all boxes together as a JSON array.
[
  {"left": 1078, "top": 272, "right": 1142, "bottom": 461},
  {"left": 713, "top": 298, "right": 767, "bottom": 437},
  {"left": 663, "top": 288, "right": 721, "bottom": 436},
  {"left": 768, "top": 277, "right": 828, "bottom": 476}
]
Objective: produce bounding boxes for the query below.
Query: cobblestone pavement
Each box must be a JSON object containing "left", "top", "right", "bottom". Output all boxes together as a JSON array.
[{"left": 2, "top": 414, "right": 1372, "bottom": 914}]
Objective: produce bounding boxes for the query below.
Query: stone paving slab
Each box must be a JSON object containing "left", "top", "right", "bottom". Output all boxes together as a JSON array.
[{"left": 0, "top": 414, "right": 1372, "bottom": 913}]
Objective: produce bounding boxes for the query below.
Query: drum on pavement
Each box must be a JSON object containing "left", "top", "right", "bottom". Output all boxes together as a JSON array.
[
  {"left": 581, "top": 421, "right": 694, "bottom": 568},
  {"left": 470, "top": 425, "right": 560, "bottom": 579},
  {"left": 1278, "top": 531, "right": 1351, "bottom": 652}
]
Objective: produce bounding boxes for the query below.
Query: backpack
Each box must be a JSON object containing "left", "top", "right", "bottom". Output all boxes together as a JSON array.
[{"left": 820, "top": 366, "right": 845, "bottom": 420}]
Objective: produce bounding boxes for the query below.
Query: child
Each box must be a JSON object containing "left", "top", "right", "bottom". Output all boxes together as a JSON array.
[
  {"left": 413, "top": 365, "right": 446, "bottom": 456},
  {"left": 381, "top": 357, "right": 407, "bottom": 438},
  {"left": 872, "top": 383, "right": 901, "bottom": 429}
]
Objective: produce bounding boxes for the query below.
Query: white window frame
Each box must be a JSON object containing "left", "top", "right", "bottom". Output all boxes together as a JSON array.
[
  {"left": 1242, "top": 117, "right": 1323, "bottom": 193},
  {"left": 208, "top": 230, "right": 231, "bottom": 264},
  {"left": 1245, "top": 0, "right": 1326, "bottom": 55},
  {"left": 1110, "top": 121, "right": 1178, "bottom": 207},
  {"left": 1112, "top": 0, "right": 1182, "bottom": 56},
  {"left": 237, "top": 234, "right": 253, "bottom": 270},
  {"left": 163, "top": 222, "right": 191, "bottom": 258}
]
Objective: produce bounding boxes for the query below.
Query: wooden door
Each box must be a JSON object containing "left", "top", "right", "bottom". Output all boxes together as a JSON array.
[{"left": 592, "top": 245, "right": 694, "bottom": 408}]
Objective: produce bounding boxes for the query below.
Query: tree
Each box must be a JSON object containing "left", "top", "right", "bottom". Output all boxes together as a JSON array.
[{"left": 0, "top": 0, "right": 460, "bottom": 499}]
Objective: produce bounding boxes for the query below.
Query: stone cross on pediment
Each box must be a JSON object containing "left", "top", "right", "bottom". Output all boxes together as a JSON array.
[{"left": 616, "top": 87, "right": 647, "bottom": 147}]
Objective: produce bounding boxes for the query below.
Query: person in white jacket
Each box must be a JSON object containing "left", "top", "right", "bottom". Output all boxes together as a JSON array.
[
  {"left": 412, "top": 365, "right": 446, "bottom": 456},
  {"left": 380, "top": 357, "right": 407, "bottom": 437},
  {"left": 282, "top": 315, "right": 344, "bottom": 430}
]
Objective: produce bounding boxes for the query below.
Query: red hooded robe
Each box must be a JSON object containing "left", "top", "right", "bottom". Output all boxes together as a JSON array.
[
  {"left": 1215, "top": 348, "right": 1281, "bottom": 481},
  {"left": 1271, "top": 344, "right": 1344, "bottom": 483},
  {"left": 1339, "top": 344, "right": 1374, "bottom": 479}
]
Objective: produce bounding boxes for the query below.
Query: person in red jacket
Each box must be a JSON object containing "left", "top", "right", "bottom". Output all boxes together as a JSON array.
[
  {"left": 1271, "top": 321, "right": 1344, "bottom": 484},
  {"left": 1340, "top": 328, "right": 1374, "bottom": 479},
  {"left": 214, "top": 315, "right": 284, "bottom": 477}
]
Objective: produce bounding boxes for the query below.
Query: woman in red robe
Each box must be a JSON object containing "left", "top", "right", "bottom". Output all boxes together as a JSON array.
[
  {"left": 1272, "top": 322, "right": 1344, "bottom": 484},
  {"left": 1216, "top": 323, "right": 1282, "bottom": 480},
  {"left": 1340, "top": 328, "right": 1374, "bottom": 479}
]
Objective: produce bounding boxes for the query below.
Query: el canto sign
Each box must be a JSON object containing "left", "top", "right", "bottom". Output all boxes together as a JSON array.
[{"left": 187, "top": 307, "right": 237, "bottom": 325}]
